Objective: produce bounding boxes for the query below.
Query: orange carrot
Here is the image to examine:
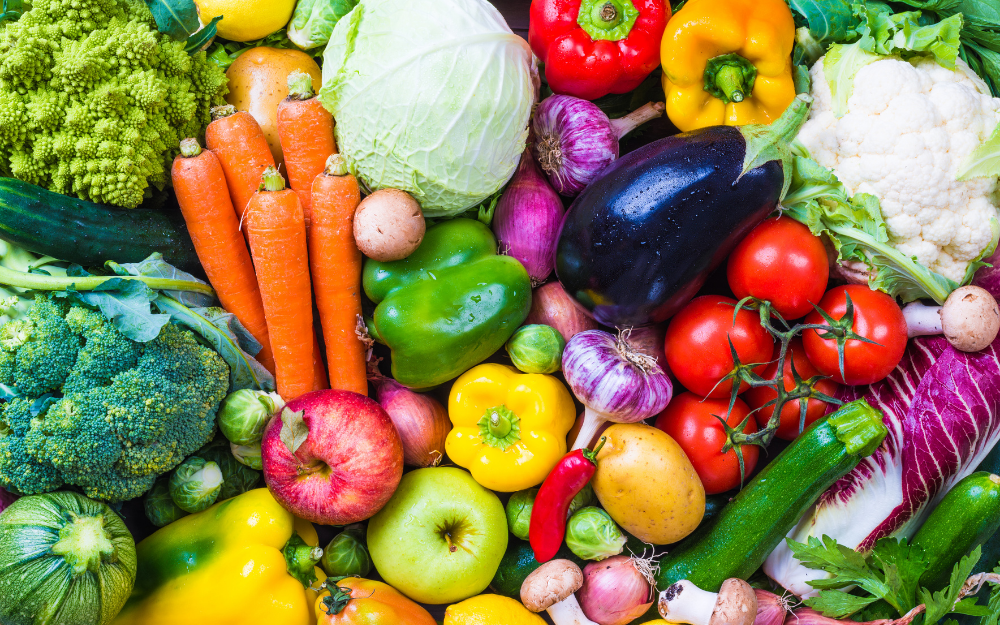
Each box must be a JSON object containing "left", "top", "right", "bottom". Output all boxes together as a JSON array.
[
  {"left": 170, "top": 138, "right": 276, "bottom": 374},
  {"left": 277, "top": 70, "right": 337, "bottom": 229},
  {"left": 245, "top": 166, "right": 315, "bottom": 399},
  {"left": 309, "top": 155, "right": 368, "bottom": 395},
  {"left": 205, "top": 105, "right": 276, "bottom": 223}
]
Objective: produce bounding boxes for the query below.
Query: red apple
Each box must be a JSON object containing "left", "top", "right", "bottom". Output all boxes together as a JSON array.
[{"left": 262, "top": 390, "right": 404, "bottom": 524}]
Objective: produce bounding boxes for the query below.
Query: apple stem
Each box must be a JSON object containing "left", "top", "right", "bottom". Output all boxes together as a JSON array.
[{"left": 445, "top": 532, "right": 457, "bottom": 553}]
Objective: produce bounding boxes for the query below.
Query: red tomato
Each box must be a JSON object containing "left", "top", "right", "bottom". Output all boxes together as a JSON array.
[
  {"left": 664, "top": 295, "right": 774, "bottom": 398},
  {"left": 802, "top": 285, "right": 907, "bottom": 385},
  {"left": 654, "top": 393, "right": 759, "bottom": 494},
  {"left": 727, "top": 216, "right": 829, "bottom": 319},
  {"left": 742, "top": 339, "right": 841, "bottom": 440}
]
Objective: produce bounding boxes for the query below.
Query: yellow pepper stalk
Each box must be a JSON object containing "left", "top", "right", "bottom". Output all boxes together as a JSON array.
[
  {"left": 446, "top": 363, "right": 576, "bottom": 492},
  {"left": 660, "top": 0, "right": 796, "bottom": 131},
  {"left": 113, "top": 488, "right": 324, "bottom": 625}
]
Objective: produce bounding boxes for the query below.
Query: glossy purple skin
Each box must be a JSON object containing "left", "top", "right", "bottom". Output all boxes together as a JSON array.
[
  {"left": 554, "top": 125, "right": 783, "bottom": 327},
  {"left": 533, "top": 95, "right": 618, "bottom": 196},
  {"left": 492, "top": 152, "right": 565, "bottom": 283}
]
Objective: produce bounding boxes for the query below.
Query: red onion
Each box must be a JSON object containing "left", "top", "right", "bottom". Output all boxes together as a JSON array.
[
  {"left": 577, "top": 555, "right": 655, "bottom": 625},
  {"left": 533, "top": 95, "right": 665, "bottom": 196},
  {"left": 526, "top": 281, "right": 598, "bottom": 342},
  {"left": 0, "top": 486, "right": 16, "bottom": 514},
  {"left": 493, "top": 150, "right": 565, "bottom": 284},
  {"left": 374, "top": 378, "right": 451, "bottom": 468},
  {"left": 563, "top": 330, "right": 673, "bottom": 450},
  {"left": 754, "top": 590, "right": 790, "bottom": 625}
]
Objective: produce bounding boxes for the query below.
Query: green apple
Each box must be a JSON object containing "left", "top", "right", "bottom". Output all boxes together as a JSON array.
[{"left": 367, "top": 467, "right": 508, "bottom": 604}]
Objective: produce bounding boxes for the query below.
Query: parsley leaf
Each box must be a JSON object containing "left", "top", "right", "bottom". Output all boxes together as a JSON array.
[{"left": 920, "top": 545, "right": 982, "bottom": 625}]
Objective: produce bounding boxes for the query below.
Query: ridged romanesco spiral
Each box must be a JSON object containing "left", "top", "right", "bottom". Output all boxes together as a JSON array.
[
  {"left": 0, "top": 0, "right": 228, "bottom": 208},
  {"left": 0, "top": 295, "right": 230, "bottom": 502}
]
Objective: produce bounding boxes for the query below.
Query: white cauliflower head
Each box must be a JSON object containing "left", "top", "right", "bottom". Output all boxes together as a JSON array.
[{"left": 797, "top": 55, "right": 1000, "bottom": 282}]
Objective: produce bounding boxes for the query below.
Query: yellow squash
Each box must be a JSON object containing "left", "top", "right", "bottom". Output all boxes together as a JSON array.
[
  {"left": 113, "top": 488, "right": 324, "bottom": 625},
  {"left": 660, "top": 0, "right": 796, "bottom": 131},
  {"left": 446, "top": 363, "right": 576, "bottom": 492}
]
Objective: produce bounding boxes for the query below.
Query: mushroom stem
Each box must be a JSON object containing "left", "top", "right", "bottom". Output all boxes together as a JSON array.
[
  {"left": 902, "top": 286, "right": 1000, "bottom": 352},
  {"left": 548, "top": 595, "right": 599, "bottom": 625},
  {"left": 659, "top": 578, "right": 757, "bottom": 625},
  {"left": 658, "top": 580, "right": 718, "bottom": 625}
]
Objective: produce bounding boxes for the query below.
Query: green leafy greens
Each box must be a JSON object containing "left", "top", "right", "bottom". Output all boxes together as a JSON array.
[{"left": 788, "top": 535, "right": 1000, "bottom": 624}]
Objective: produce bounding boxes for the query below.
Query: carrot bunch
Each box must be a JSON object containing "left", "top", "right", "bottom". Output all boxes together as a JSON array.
[{"left": 172, "top": 72, "right": 367, "bottom": 400}]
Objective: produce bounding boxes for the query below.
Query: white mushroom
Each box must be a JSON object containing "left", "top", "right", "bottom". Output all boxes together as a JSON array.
[
  {"left": 658, "top": 578, "right": 757, "bottom": 625},
  {"left": 902, "top": 285, "right": 1000, "bottom": 352},
  {"left": 353, "top": 188, "right": 426, "bottom": 262},
  {"left": 521, "top": 559, "right": 599, "bottom": 625}
]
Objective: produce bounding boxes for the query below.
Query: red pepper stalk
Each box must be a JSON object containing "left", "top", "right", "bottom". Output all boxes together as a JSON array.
[
  {"left": 528, "top": 0, "right": 670, "bottom": 101},
  {"left": 529, "top": 436, "right": 607, "bottom": 563}
]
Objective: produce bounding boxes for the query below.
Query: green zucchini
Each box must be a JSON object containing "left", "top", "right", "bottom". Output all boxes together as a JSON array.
[
  {"left": 655, "top": 399, "right": 888, "bottom": 592},
  {"left": 0, "top": 178, "right": 201, "bottom": 272},
  {"left": 912, "top": 471, "right": 1000, "bottom": 590}
]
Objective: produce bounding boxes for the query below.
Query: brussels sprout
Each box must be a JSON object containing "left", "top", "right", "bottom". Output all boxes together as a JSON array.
[
  {"left": 231, "top": 442, "right": 263, "bottom": 471},
  {"left": 506, "top": 324, "right": 566, "bottom": 374},
  {"left": 505, "top": 488, "right": 537, "bottom": 541},
  {"left": 565, "top": 507, "right": 626, "bottom": 561},
  {"left": 144, "top": 478, "right": 188, "bottom": 527},
  {"left": 196, "top": 439, "right": 260, "bottom": 500},
  {"left": 218, "top": 390, "right": 284, "bottom": 446},
  {"left": 321, "top": 524, "right": 372, "bottom": 577},
  {"left": 169, "top": 457, "right": 224, "bottom": 513},
  {"left": 568, "top": 483, "right": 596, "bottom": 517}
]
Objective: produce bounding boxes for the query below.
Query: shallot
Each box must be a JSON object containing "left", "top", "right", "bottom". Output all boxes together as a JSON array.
[
  {"left": 526, "top": 281, "right": 598, "bottom": 343},
  {"left": 533, "top": 95, "right": 664, "bottom": 196},
  {"left": 374, "top": 378, "right": 450, "bottom": 467},
  {"left": 577, "top": 555, "right": 655, "bottom": 625},
  {"left": 753, "top": 590, "right": 791, "bottom": 625},
  {"left": 562, "top": 330, "right": 673, "bottom": 450},
  {"left": 493, "top": 150, "right": 565, "bottom": 284}
]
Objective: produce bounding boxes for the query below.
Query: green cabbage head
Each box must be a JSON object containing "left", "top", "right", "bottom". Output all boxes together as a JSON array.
[{"left": 319, "top": 0, "right": 535, "bottom": 217}]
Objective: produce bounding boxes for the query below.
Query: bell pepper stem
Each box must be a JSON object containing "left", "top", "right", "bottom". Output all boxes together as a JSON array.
[
  {"left": 715, "top": 65, "right": 749, "bottom": 103},
  {"left": 609, "top": 101, "right": 666, "bottom": 139},
  {"left": 478, "top": 404, "right": 523, "bottom": 449},
  {"left": 577, "top": 0, "right": 640, "bottom": 42},
  {"left": 283, "top": 532, "right": 324, "bottom": 589},
  {"left": 703, "top": 53, "right": 758, "bottom": 105}
]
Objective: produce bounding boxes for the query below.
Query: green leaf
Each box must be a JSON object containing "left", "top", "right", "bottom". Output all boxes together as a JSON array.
[
  {"left": 950, "top": 598, "right": 990, "bottom": 616},
  {"left": 958, "top": 123, "right": 1000, "bottom": 180},
  {"left": 113, "top": 254, "right": 214, "bottom": 308},
  {"left": 153, "top": 296, "right": 276, "bottom": 392},
  {"left": 870, "top": 537, "right": 929, "bottom": 613},
  {"left": 794, "top": 63, "right": 813, "bottom": 94},
  {"left": 280, "top": 407, "right": 308, "bottom": 455},
  {"left": 893, "top": 0, "right": 962, "bottom": 10},
  {"left": 63, "top": 279, "right": 170, "bottom": 342},
  {"left": 983, "top": 577, "right": 1000, "bottom": 625},
  {"left": 824, "top": 42, "right": 881, "bottom": 116},
  {"left": 789, "top": 535, "right": 893, "bottom": 599},
  {"left": 185, "top": 15, "right": 222, "bottom": 54},
  {"left": 804, "top": 591, "right": 880, "bottom": 618},
  {"left": 789, "top": 0, "right": 859, "bottom": 44},
  {"left": 0, "top": 0, "right": 25, "bottom": 22},
  {"left": 145, "top": 0, "right": 202, "bottom": 41},
  {"left": 920, "top": 545, "right": 982, "bottom": 625},
  {"left": 894, "top": 12, "right": 964, "bottom": 68}
]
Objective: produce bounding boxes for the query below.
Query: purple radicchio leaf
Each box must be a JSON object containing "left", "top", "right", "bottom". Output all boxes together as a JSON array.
[
  {"left": 764, "top": 335, "right": 1000, "bottom": 597},
  {"left": 0, "top": 486, "right": 16, "bottom": 514}
]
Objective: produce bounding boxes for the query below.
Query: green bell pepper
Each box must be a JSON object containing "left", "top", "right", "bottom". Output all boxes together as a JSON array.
[{"left": 363, "top": 218, "right": 531, "bottom": 389}]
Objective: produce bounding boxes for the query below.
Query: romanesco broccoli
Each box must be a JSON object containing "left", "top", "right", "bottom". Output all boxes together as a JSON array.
[
  {"left": 0, "top": 294, "right": 230, "bottom": 501},
  {"left": 0, "top": 0, "right": 228, "bottom": 208}
]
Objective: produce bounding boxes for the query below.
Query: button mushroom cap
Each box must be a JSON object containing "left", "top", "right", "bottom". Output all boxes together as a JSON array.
[
  {"left": 710, "top": 579, "right": 757, "bottom": 625},
  {"left": 941, "top": 285, "right": 1000, "bottom": 352},
  {"left": 521, "top": 559, "right": 585, "bottom": 612},
  {"left": 658, "top": 578, "right": 757, "bottom": 625}
]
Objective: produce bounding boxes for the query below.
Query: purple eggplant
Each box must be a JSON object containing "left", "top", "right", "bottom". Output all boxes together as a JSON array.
[{"left": 555, "top": 95, "right": 812, "bottom": 327}]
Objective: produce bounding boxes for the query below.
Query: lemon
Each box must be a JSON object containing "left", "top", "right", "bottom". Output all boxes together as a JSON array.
[
  {"left": 194, "top": 0, "right": 295, "bottom": 42},
  {"left": 443, "top": 595, "right": 546, "bottom": 625}
]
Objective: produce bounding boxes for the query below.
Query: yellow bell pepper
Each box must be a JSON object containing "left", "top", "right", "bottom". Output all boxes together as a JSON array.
[
  {"left": 660, "top": 0, "right": 796, "bottom": 131},
  {"left": 446, "top": 363, "right": 576, "bottom": 492},
  {"left": 443, "top": 594, "right": 547, "bottom": 625},
  {"left": 113, "top": 488, "right": 324, "bottom": 625}
]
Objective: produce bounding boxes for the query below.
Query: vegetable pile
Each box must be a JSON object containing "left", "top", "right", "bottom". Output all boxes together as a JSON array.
[{"left": 4, "top": 0, "right": 1000, "bottom": 624}]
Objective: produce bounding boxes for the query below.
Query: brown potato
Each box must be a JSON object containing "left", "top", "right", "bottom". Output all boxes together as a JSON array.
[
  {"left": 354, "top": 189, "right": 426, "bottom": 262},
  {"left": 225, "top": 48, "right": 323, "bottom": 168},
  {"left": 592, "top": 423, "right": 705, "bottom": 545}
]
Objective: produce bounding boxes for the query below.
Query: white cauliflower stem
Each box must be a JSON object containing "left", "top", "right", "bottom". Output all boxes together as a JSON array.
[{"left": 797, "top": 56, "right": 1000, "bottom": 282}]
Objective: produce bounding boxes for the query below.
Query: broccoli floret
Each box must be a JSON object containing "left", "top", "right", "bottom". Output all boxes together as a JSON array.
[
  {"left": 0, "top": 294, "right": 79, "bottom": 396},
  {"left": 0, "top": 0, "right": 228, "bottom": 208},
  {"left": 0, "top": 295, "right": 230, "bottom": 502}
]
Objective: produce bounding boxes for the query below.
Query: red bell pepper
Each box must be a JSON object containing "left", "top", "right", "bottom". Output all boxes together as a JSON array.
[
  {"left": 529, "top": 437, "right": 606, "bottom": 563},
  {"left": 528, "top": 0, "right": 669, "bottom": 101}
]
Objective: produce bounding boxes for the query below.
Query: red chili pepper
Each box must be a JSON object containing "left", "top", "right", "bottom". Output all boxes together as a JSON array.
[
  {"left": 528, "top": 0, "right": 669, "bottom": 101},
  {"left": 529, "top": 437, "right": 607, "bottom": 563}
]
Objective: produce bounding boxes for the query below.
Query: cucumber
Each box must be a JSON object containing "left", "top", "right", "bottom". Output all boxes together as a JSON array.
[
  {"left": 0, "top": 178, "right": 201, "bottom": 272},
  {"left": 489, "top": 538, "right": 585, "bottom": 598},
  {"left": 912, "top": 471, "right": 1000, "bottom": 590},
  {"left": 655, "top": 399, "right": 888, "bottom": 592}
]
